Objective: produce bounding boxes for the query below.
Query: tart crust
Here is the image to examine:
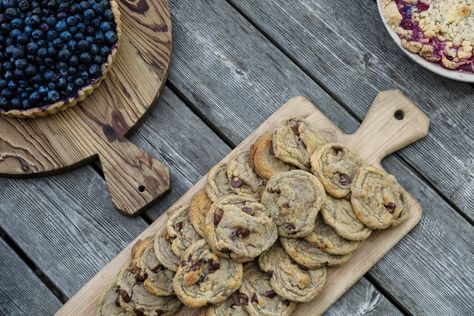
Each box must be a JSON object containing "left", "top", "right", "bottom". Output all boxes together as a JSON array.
[{"left": 0, "top": 0, "right": 122, "bottom": 118}]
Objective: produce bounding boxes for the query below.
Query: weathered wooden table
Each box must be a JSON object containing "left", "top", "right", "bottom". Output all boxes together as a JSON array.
[{"left": 1, "top": 1, "right": 472, "bottom": 315}]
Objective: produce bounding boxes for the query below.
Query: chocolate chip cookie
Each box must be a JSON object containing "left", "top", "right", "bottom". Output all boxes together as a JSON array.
[
  {"left": 320, "top": 195, "right": 372, "bottom": 241},
  {"left": 280, "top": 237, "right": 352, "bottom": 269},
  {"left": 273, "top": 117, "right": 326, "bottom": 170},
  {"left": 190, "top": 190, "right": 213, "bottom": 237},
  {"left": 260, "top": 170, "right": 326, "bottom": 238},
  {"left": 258, "top": 243, "right": 327, "bottom": 303},
  {"left": 116, "top": 264, "right": 182, "bottom": 315},
  {"left": 167, "top": 205, "right": 201, "bottom": 257},
  {"left": 204, "top": 195, "right": 278, "bottom": 263},
  {"left": 391, "top": 188, "right": 411, "bottom": 228},
  {"left": 238, "top": 263, "right": 296, "bottom": 316},
  {"left": 250, "top": 133, "right": 294, "bottom": 179},
  {"left": 304, "top": 215, "right": 360, "bottom": 255},
  {"left": 154, "top": 232, "right": 180, "bottom": 272},
  {"left": 227, "top": 151, "right": 265, "bottom": 199},
  {"left": 207, "top": 163, "right": 234, "bottom": 202},
  {"left": 351, "top": 166, "right": 404, "bottom": 229},
  {"left": 131, "top": 238, "right": 175, "bottom": 297},
  {"left": 311, "top": 143, "right": 364, "bottom": 198},
  {"left": 204, "top": 293, "right": 249, "bottom": 316},
  {"left": 96, "top": 285, "right": 133, "bottom": 316},
  {"left": 173, "top": 239, "right": 243, "bottom": 308}
]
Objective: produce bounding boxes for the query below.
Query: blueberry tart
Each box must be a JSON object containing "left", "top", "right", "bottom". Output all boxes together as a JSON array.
[{"left": 0, "top": 0, "right": 121, "bottom": 118}]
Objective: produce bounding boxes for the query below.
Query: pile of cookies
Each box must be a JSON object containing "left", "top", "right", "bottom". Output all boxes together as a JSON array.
[{"left": 97, "top": 117, "right": 410, "bottom": 316}]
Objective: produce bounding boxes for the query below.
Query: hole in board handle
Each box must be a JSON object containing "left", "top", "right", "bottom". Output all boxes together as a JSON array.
[
  {"left": 394, "top": 109, "right": 405, "bottom": 120},
  {"left": 138, "top": 185, "right": 146, "bottom": 192}
]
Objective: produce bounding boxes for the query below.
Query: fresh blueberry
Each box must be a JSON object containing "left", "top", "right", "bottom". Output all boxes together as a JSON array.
[
  {"left": 11, "top": 18, "right": 23, "bottom": 28},
  {"left": 58, "top": 48, "right": 71, "bottom": 60},
  {"left": 48, "top": 82, "right": 56, "bottom": 90},
  {"left": 1, "top": 88, "right": 13, "bottom": 97},
  {"left": 48, "top": 90, "right": 60, "bottom": 102},
  {"left": 31, "top": 29, "right": 43, "bottom": 40},
  {"left": 27, "top": 42, "right": 39, "bottom": 52},
  {"left": 0, "top": 97, "right": 8, "bottom": 108},
  {"left": 52, "top": 38, "right": 62, "bottom": 48},
  {"left": 4, "top": 70, "right": 13, "bottom": 80},
  {"left": 66, "top": 15, "right": 78, "bottom": 26},
  {"left": 21, "top": 99, "right": 29, "bottom": 109},
  {"left": 37, "top": 47, "right": 47, "bottom": 58},
  {"left": 84, "top": 8, "right": 95, "bottom": 20},
  {"left": 79, "top": 1, "right": 90, "bottom": 10},
  {"left": 2, "top": 0, "right": 17, "bottom": 9},
  {"left": 74, "top": 77, "right": 84, "bottom": 87},
  {"left": 38, "top": 86, "right": 48, "bottom": 96},
  {"left": 56, "top": 12, "right": 67, "bottom": 20},
  {"left": 80, "top": 70, "right": 89, "bottom": 80},
  {"left": 57, "top": 78, "right": 67, "bottom": 89},
  {"left": 65, "top": 82, "right": 75, "bottom": 94},
  {"left": 47, "top": 46, "right": 56, "bottom": 55},
  {"left": 11, "top": 98, "right": 20, "bottom": 108},
  {"left": 13, "top": 69, "right": 23, "bottom": 78},
  {"left": 29, "top": 15, "right": 41, "bottom": 27},
  {"left": 11, "top": 47, "right": 24, "bottom": 58},
  {"left": 5, "top": 8, "right": 18, "bottom": 20},
  {"left": 69, "top": 55, "right": 79, "bottom": 66},
  {"left": 46, "top": 16, "right": 56, "bottom": 26},
  {"left": 55, "top": 20, "right": 67, "bottom": 32},
  {"left": 68, "top": 66, "right": 77, "bottom": 74},
  {"left": 103, "top": 9, "right": 113, "bottom": 21},
  {"left": 17, "top": 33, "right": 28, "bottom": 44},
  {"left": 47, "top": 30, "right": 58, "bottom": 40},
  {"left": 24, "top": 64, "right": 36, "bottom": 75},
  {"left": 89, "top": 64, "right": 100, "bottom": 76},
  {"left": 44, "top": 70, "right": 55, "bottom": 81},
  {"left": 77, "top": 39, "right": 90, "bottom": 51},
  {"left": 59, "top": 30, "right": 72, "bottom": 41},
  {"left": 0, "top": 79, "right": 6, "bottom": 88},
  {"left": 14, "top": 58, "right": 27, "bottom": 69},
  {"left": 104, "top": 31, "right": 117, "bottom": 44},
  {"left": 93, "top": 55, "right": 102, "bottom": 64},
  {"left": 7, "top": 80, "right": 16, "bottom": 89},
  {"left": 79, "top": 52, "right": 91, "bottom": 63},
  {"left": 94, "top": 33, "right": 104, "bottom": 44},
  {"left": 100, "top": 22, "right": 111, "bottom": 32}
]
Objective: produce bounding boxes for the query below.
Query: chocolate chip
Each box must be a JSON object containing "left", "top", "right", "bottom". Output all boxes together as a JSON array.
[
  {"left": 135, "top": 309, "right": 144, "bottom": 316},
  {"left": 283, "top": 299, "right": 291, "bottom": 306},
  {"left": 234, "top": 227, "right": 250, "bottom": 239},
  {"left": 190, "top": 258, "right": 206, "bottom": 271},
  {"left": 230, "top": 303, "right": 238, "bottom": 309},
  {"left": 135, "top": 273, "right": 147, "bottom": 283},
  {"left": 208, "top": 260, "right": 220, "bottom": 273},
  {"left": 151, "top": 265, "right": 165, "bottom": 273},
  {"left": 384, "top": 202, "right": 396, "bottom": 213},
  {"left": 118, "top": 289, "right": 131, "bottom": 303},
  {"left": 290, "top": 123, "right": 300, "bottom": 136},
  {"left": 242, "top": 207, "right": 255, "bottom": 216},
  {"left": 333, "top": 146, "right": 343, "bottom": 154},
  {"left": 268, "top": 187, "right": 281, "bottom": 194},
  {"left": 283, "top": 223, "right": 295, "bottom": 231},
  {"left": 114, "top": 297, "right": 121, "bottom": 307},
  {"left": 156, "top": 310, "right": 164, "bottom": 316},
  {"left": 264, "top": 290, "right": 277, "bottom": 298},
  {"left": 264, "top": 270, "right": 274, "bottom": 278},
  {"left": 196, "top": 274, "right": 205, "bottom": 284},
  {"left": 251, "top": 293, "right": 259, "bottom": 303},
  {"left": 231, "top": 177, "right": 242, "bottom": 188},
  {"left": 338, "top": 173, "right": 351, "bottom": 186},
  {"left": 175, "top": 221, "right": 184, "bottom": 231},
  {"left": 240, "top": 293, "right": 249, "bottom": 305},
  {"left": 214, "top": 209, "right": 223, "bottom": 225},
  {"left": 281, "top": 202, "right": 290, "bottom": 208},
  {"left": 220, "top": 247, "right": 232, "bottom": 254}
]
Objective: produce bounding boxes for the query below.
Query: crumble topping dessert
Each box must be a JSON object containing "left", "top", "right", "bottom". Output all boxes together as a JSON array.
[{"left": 383, "top": 0, "right": 473, "bottom": 72}]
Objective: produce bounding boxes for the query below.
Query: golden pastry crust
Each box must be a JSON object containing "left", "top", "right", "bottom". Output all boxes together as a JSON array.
[{"left": 1, "top": 0, "right": 121, "bottom": 118}]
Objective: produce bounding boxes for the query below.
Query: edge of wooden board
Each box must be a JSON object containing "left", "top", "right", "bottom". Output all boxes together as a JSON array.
[{"left": 56, "top": 96, "right": 422, "bottom": 316}]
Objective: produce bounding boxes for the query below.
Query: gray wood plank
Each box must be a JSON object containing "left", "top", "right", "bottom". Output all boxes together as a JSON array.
[
  {"left": 229, "top": 0, "right": 474, "bottom": 218},
  {"left": 325, "top": 278, "right": 402, "bottom": 316},
  {"left": 0, "top": 238, "right": 62, "bottom": 316},
  {"left": 0, "top": 167, "right": 148, "bottom": 298},
  {"left": 165, "top": 0, "right": 474, "bottom": 314},
  {"left": 0, "top": 87, "right": 400, "bottom": 315}
]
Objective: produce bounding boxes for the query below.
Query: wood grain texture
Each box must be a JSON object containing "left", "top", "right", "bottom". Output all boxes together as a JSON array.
[
  {"left": 165, "top": 1, "right": 473, "bottom": 313},
  {"left": 56, "top": 93, "right": 425, "bottom": 316},
  {"left": 0, "top": 0, "right": 173, "bottom": 216},
  {"left": 0, "top": 238, "right": 62, "bottom": 315},
  {"left": 229, "top": 0, "right": 474, "bottom": 218},
  {"left": 0, "top": 166, "right": 148, "bottom": 298}
]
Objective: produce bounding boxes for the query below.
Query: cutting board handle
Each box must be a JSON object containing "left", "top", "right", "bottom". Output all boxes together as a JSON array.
[
  {"left": 345, "top": 90, "right": 430, "bottom": 166},
  {"left": 97, "top": 135, "right": 170, "bottom": 216}
]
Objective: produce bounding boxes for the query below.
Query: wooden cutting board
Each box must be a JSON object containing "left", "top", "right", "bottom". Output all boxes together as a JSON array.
[
  {"left": 56, "top": 90, "right": 430, "bottom": 316},
  {"left": 0, "top": 0, "right": 172, "bottom": 216}
]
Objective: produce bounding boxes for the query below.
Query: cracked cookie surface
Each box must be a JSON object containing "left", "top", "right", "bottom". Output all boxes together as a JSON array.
[
  {"left": 173, "top": 240, "right": 243, "bottom": 308},
  {"left": 311, "top": 143, "right": 364, "bottom": 198},
  {"left": 227, "top": 151, "right": 265, "bottom": 199},
  {"left": 204, "top": 293, "right": 249, "bottom": 316},
  {"left": 115, "top": 263, "right": 181, "bottom": 315},
  {"left": 321, "top": 196, "right": 372, "bottom": 241},
  {"left": 131, "top": 238, "right": 175, "bottom": 297},
  {"left": 304, "top": 215, "right": 360, "bottom": 255},
  {"left": 166, "top": 205, "right": 201, "bottom": 257},
  {"left": 280, "top": 237, "right": 352, "bottom": 269},
  {"left": 261, "top": 170, "right": 325, "bottom": 238},
  {"left": 250, "top": 133, "right": 294, "bottom": 179},
  {"left": 154, "top": 232, "right": 180, "bottom": 272},
  {"left": 204, "top": 195, "right": 278, "bottom": 262},
  {"left": 207, "top": 163, "right": 234, "bottom": 202},
  {"left": 273, "top": 117, "right": 326, "bottom": 170},
  {"left": 351, "top": 166, "right": 404, "bottom": 229},
  {"left": 258, "top": 243, "right": 327, "bottom": 303},
  {"left": 238, "top": 263, "right": 296, "bottom": 316},
  {"left": 190, "top": 190, "right": 213, "bottom": 237}
]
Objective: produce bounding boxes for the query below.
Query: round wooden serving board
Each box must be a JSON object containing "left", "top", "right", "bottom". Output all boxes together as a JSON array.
[{"left": 0, "top": 0, "right": 173, "bottom": 216}]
